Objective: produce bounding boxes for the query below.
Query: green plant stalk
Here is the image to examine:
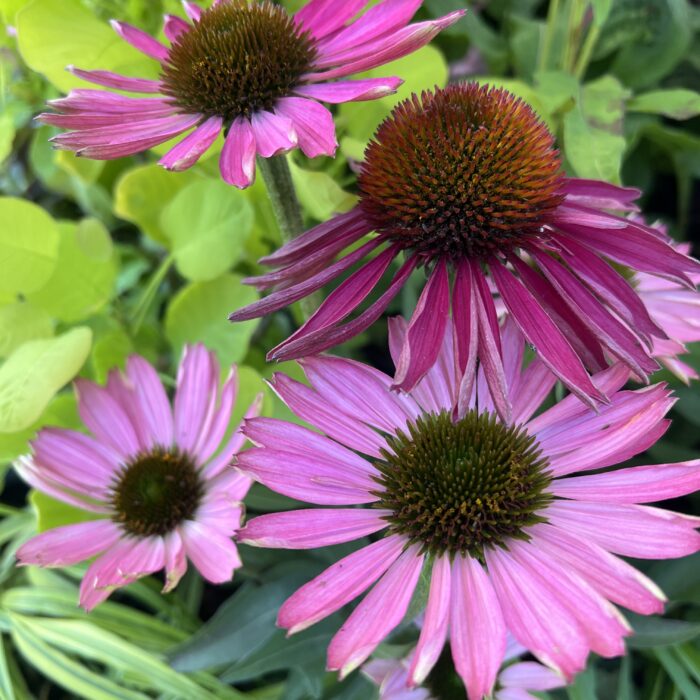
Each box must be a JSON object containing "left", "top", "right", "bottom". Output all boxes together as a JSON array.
[
  {"left": 539, "top": 0, "right": 562, "bottom": 71},
  {"left": 258, "top": 154, "right": 318, "bottom": 318},
  {"left": 130, "top": 253, "right": 174, "bottom": 333},
  {"left": 573, "top": 21, "right": 600, "bottom": 78}
]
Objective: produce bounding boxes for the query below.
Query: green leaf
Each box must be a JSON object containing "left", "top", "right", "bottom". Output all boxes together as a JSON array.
[
  {"left": 533, "top": 70, "right": 579, "bottom": 114},
  {"left": 583, "top": 75, "right": 631, "bottom": 128},
  {"left": 26, "top": 219, "right": 117, "bottom": 322},
  {"left": 165, "top": 274, "right": 259, "bottom": 365},
  {"left": 114, "top": 164, "right": 196, "bottom": 245},
  {"left": 654, "top": 648, "right": 700, "bottom": 700},
  {"left": 628, "top": 89, "right": 700, "bottom": 120},
  {"left": 567, "top": 665, "right": 598, "bottom": 700},
  {"left": 90, "top": 327, "right": 134, "bottom": 384},
  {"left": 169, "top": 579, "right": 305, "bottom": 672},
  {"left": 0, "top": 327, "right": 91, "bottom": 433},
  {"left": 29, "top": 491, "right": 99, "bottom": 533},
  {"left": 563, "top": 104, "right": 626, "bottom": 183},
  {"left": 16, "top": 0, "right": 155, "bottom": 92},
  {"left": 9, "top": 614, "right": 148, "bottom": 700},
  {"left": 627, "top": 614, "right": 700, "bottom": 648},
  {"left": 0, "top": 302, "right": 53, "bottom": 359},
  {"left": 162, "top": 179, "right": 254, "bottom": 282},
  {"left": 0, "top": 112, "right": 15, "bottom": 164},
  {"left": 0, "top": 197, "right": 59, "bottom": 295},
  {"left": 289, "top": 162, "right": 356, "bottom": 222},
  {"left": 590, "top": 0, "right": 614, "bottom": 27}
]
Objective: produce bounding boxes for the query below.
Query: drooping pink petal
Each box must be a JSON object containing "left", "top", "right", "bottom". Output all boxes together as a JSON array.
[
  {"left": 163, "top": 14, "right": 190, "bottom": 43},
  {"left": 182, "top": 1, "right": 201, "bottom": 22},
  {"left": 181, "top": 520, "right": 241, "bottom": 583},
  {"left": 295, "top": 77, "right": 403, "bottom": 103},
  {"left": 562, "top": 178, "right": 641, "bottom": 212},
  {"left": 66, "top": 66, "right": 161, "bottom": 93},
  {"left": 250, "top": 110, "right": 297, "bottom": 158},
  {"left": 546, "top": 501, "right": 700, "bottom": 559},
  {"left": 46, "top": 90, "right": 176, "bottom": 115},
  {"left": 452, "top": 261, "right": 479, "bottom": 416},
  {"left": 275, "top": 97, "right": 337, "bottom": 158},
  {"left": 75, "top": 379, "right": 141, "bottom": 458},
  {"left": 220, "top": 116, "right": 256, "bottom": 188},
  {"left": 327, "top": 546, "right": 425, "bottom": 678},
  {"left": 278, "top": 535, "right": 405, "bottom": 634},
  {"left": 409, "top": 555, "right": 451, "bottom": 685},
  {"left": 17, "top": 520, "right": 121, "bottom": 567},
  {"left": 110, "top": 20, "right": 170, "bottom": 62},
  {"left": 499, "top": 662, "right": 565, "bottom": 691},
  {"left": 551, "top": 460, "right": 700, "bottom": 503},
  {"left": 485, "top": 547, "right": 589, "bottom": 679},
  {"left": 235, "top": 448, "right": 378, "bottom": 505},
  {"left": 163, "top": 529, "right": 187, "bottom": 592},
  {"left": 293, "top": 0, "right": 367, "bottom": 40},
  {"left": 510, "top": 357, "right": 557, "bottom": 424},
  {"left": 394, "top": 259, "right": 450, "bottom": 392},
  {"left": 450, "top": 556, "right": 506, "bottom": 700},
  {"left": 159, "top": 115, "right": 222, "bottom": 171},
  {"left": 240, "top": 509, "right": 390, "bottom": 549},
  {"left": 528, "top": 523, "right": 666, "bottom": 615},
  {"left": 490, "top": 260, "right": 604, "bottom": 409}
]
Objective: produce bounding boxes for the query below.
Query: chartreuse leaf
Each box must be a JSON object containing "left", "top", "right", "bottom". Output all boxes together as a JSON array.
[
  {"left": 15, "top": 616, "right": 227, "bottom": 700},
  {"left": 339, "top": 45, "right": 448, "bottom": 158},
  {"left": 29, "top": 491, "right": 98, "bottom": 533},
  {"left": 628, "top": 89, "right": 700, "bottom": 120},
  {"left": 165, "top": 274, "right": 259, "bottom": 365},
  {"left": 91, "top": 327, "right": 134, "bottom": 384},
  {"left": 26, "top": 219, "right": 117, "bottom": 322},
  {"left": 289, "top": 161, "right": 356, "bottom": 222},
  {"left": 0, "top": 112, "right": 14, "bottom": 164},
  {"left": 114, "top": 164, "right": 198, "bottom": 245},
  {"left": 0, "top": 302, "right": 53, "bottom": 358},
  {"left": 0, "top": 327, "right": 91, "bottom": 433},
  {"left": 162, "top": 179, "right": 254, "bottom": 282},
  {"left": 16, "top": 0, "right": 156, "bottom": 93},
  {"left": 0, "top": 197, "right": 59, "bottom": 295}
]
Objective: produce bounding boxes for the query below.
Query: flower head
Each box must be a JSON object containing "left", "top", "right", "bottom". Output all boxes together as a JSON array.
[
  {"left": 237, "top": 317, "right": 700, "bottom": 698},
  {"left": 38, "top": 0, "right": 463, "bottom": 187},
  {"left": 231, "top": 83, "right": 700, "bottom": 417},
  {"left": 363, "top": 637, "right": 565, "bottom": 700},
  {"left": 16, "top": 345, "right": 261, "bottom": 610}
]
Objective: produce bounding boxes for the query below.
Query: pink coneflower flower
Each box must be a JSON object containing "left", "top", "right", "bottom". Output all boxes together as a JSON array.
[
  {"left": 38, "top": 0, "right": 463, "bottom": 188},
  {"left": 363, "top": 637, "right": 565, "bottom": 700},
  {"left": 237, "top": 317, "right": 700, "bottom": 698},
  {"left": 230, "top": 82, "right": 700, "bottom": 416},
  {"left": 15, "top": 345, "right": 260, "bottom": 610}
]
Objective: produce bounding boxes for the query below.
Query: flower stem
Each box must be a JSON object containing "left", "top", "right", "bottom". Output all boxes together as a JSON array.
[
  {"left": 539, "top": 0, "right": 561, "bottom": 71},
  {"left": 257, "top": 154, "right": 304, "bottom": 243},
  {"left": 574, "top": 24, "right": 600, "bottom": 79},
  {"left": 131, "top": 253, "right": 174, "bottom": 333}
]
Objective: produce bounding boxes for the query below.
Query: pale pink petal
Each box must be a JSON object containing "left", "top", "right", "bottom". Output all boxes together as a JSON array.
[
  {"left": 110, "top": 20, "right": 170, "bottom": 61},
  {"left": 327, "top": 546, "right": 425, "bottom": 678},
  {"left": 17, "top": 520, "right": 121, "bottom": 567},
  {"left": 181, "top": 520, "right": 241, "bottom": 583},
  {"left": 275, "top": 97, "right": 336, "bottom": 157},
  {"left": 182, "top": 1, "right": 201, "bottom": 22},
  {"left": 409, "top": 554, "right": 451, "bottom": 685},
  {"left": 192, "top": 367, "right": 238, "bottom": 464},
  {"left": 499, "top": 662, "right": 565, "bottom": 691},
  {"left": 67, "top": 66, "right": 161, "bottom": 93},
  {"left": 220, "top": 116, "right": 256, "bottom": 188},
  {"left": 450, "top": 556, "right": 506, "bottom": 700},
  {"left": 240, "top": 509, "right": 389, "bottom": 549},
  {"left": 250, "top": 110, "right": 297, "bottom": 157},
  {"left": 546, "top": 501, "right": 700, "bottom": 559},
  {"left": 295, "top": 77, "right": 403, "bottom": 103},
  {"left": 195, "top": 497, "right": 243, "bottom": 536},
  {"left": 278, "top": 535, "right": 405, "bottom": 634},
  {"left": 163, "top": 529, "right": 187, "bottom": 592},
  {"left": 159, "top": 115, "right": 222, "bottom": 171}
]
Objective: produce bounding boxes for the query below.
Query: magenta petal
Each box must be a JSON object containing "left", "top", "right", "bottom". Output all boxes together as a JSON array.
[
  {"left": 159, "top": 115, "right": 222, "bottom": 171},
  {"left": 563, "top": 178, "right": 641, "bottom": 211},
  {"left": 394, "top": 259, "right": 450, "bottom": 392},
  {"left": 181, "top": 521, "right": 241, "bottom": 583},
  {"left": 220, "top": 116, "right": 256, "bottom": 188},
  {"left": 293, "top": 0, "right": 367, "bottom": 40},
  {"left": 275, "top": 97, "right": 337, "bottom": 158},
  {"left": 67, "top": 66, "right": 161, "bottom": 93},
  {"left": 182, "top": 1, "right": 201, "bottom": 22},
  {"left": 490, "top": 259, "right": 604, "bottom": 408},
  {"left": 546, "top": 501, "right": 700, "bottom": 559},
  {"left": 453, "top": 261, "right": 478, "bottom": 414},
  {"left": 250, "top": 110, "right": 297, "bottom": 158},
  {"left": 163, "top": 14, "right": 190, "bottom": 43},
  {"left": 47, "top": 90, "right": 174, "bottom": 114},
  {"left": 450, "top": 556, "right": 506, "bottom": 700},
  {"left": 110, "top": 20, "right": 169, "bottom": 62},
  {"left": 240, "top": 508, "right": 389, "bottom": 549},
  {"left": 409, "top": 555, "right": 451, "bottom": 685},
  {"left": 295, "top": 77, "right": 403, "bottom": 103},
  {"left": 17, "top": 520, "right": 121, "bottom": 567},
  {"left": 278, "top": 535, "right": 405, "bottom": 634},
  {"left": 327, "top": 546, "right": 425, "bottom": 678}
]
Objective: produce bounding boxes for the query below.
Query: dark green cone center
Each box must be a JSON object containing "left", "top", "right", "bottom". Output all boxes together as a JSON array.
[
  {"left": 110, "top": 447, "right": 204, "bottom": 537},
  {"left": 374, "top": 410, "right": 552, "bottom": 559},
  {"left": 160, "top": 0, "right": 317, "bottom": 121}
]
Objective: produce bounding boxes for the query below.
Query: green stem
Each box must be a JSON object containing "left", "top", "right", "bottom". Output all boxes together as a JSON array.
[
  {"left": 574, "top": 23, "right": 600, "bottom": 79},
  {"left": 257, "top": 154, "right": 318, "bottom": 318},
  {"left": 257, "top": 154, "right": 304, "bottom": 243},
  {"left": 539, "top": 0, "right": 562, "bottom": 71},
  {"left": 130, "top": 253, "right": 174, "bottom": 333}
]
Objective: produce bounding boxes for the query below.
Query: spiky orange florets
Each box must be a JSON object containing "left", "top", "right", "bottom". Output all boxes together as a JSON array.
[{"left": 358, "top": 83, "right": 565, "bottom": 261}]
